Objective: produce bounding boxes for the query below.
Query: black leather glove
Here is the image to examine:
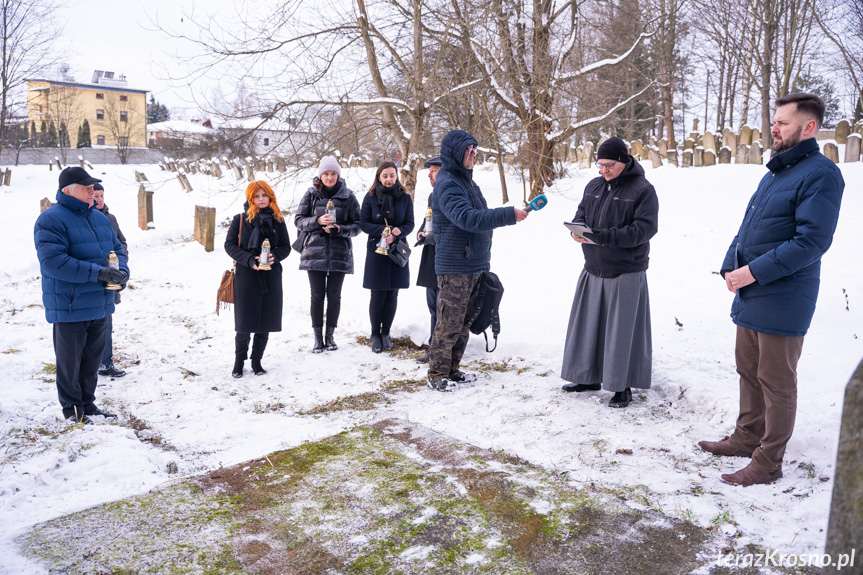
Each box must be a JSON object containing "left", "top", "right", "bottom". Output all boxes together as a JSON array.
[{"left": 98, "top": 266, "right": 128, "bottom": 284}]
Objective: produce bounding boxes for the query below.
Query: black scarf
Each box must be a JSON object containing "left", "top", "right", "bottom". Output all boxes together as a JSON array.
[
  {"left": 248, "top": 207, "right": 279, "bottom": 252},
  {"left": 374, "top": 182, "right": 404, "bottom": 221}
]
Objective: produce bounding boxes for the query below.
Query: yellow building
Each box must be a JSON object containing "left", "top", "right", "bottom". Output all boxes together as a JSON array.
[{"left": 27, "top": 71, "right": 148, "bottom": 149}]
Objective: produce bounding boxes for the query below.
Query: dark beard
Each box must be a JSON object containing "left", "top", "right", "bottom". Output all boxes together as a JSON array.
[{"left": 772, "top": 125, "right": 802, "bottom": 154}]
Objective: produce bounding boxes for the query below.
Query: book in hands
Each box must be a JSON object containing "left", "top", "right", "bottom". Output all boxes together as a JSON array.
[{"left": 563, "top": 221, "right": 597, "bottom": 244}]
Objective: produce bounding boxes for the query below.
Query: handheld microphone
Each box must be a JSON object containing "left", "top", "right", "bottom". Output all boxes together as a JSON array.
[{"left": 524, "top": 194, "right": 548, "bottom": 212}]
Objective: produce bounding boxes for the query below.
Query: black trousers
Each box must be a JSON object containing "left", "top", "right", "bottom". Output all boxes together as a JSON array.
[
  {"left": 308, "top": 270, "right": 346, "bottom": 328},
  {"left": 369, "top": 289, "right": 399, "bottom": 335},
  {"left": 53, "top": 318, "right": 108, "bottom": 410}
]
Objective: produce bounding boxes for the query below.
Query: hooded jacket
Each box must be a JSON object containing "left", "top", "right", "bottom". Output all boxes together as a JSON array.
[
  {"left": 432, "top": 130, "right": 516, "bottom": 275},
  {"left": 34, "top": 190, "right": 130, "bottom": 323},
  {"left": 294, "top": 178, "right": 361, "bottom": 273},
  {"left": 575, "top": 156, "right": 658, "bottom": 278},
  {"left": 721, "top": 137, "right": 843, "bottom": 337}
]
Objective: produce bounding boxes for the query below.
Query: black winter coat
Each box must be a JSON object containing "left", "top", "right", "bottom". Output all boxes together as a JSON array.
[
  {"left": 416, "top": 194, "right": 437, "bottom": 289},
  {"left": 360, "top": 189, "right": 415, "bottom": 290},
  {"left": 225, "top": 208, "right": 291, "bottom": 333},
  {"left": 575, "top": 156, "right": 658, "bottom": 278},
  {"left": 294, "top": 179, "right": 361, "bottom": 273}
]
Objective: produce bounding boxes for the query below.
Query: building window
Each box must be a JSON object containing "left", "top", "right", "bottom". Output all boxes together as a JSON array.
[
  {"left": 120, "top": 95, "right": 128, "bottom": 102},
  {"left": 120, "top": 111, "right": 127, "bottom": 122},
  {"left": 96, "top": 135, "right": 105, "bottom": 145},
  {"left": 263, "top": 137, "right": 269, "bottom": 146},
  {"left": 96, "top": 110, "right": 104, "bottom": 120},
  {"left": 118, "top": 137, "right": 129, "bottom": 146},
  {"left": 96, "top": 93, "right": 104, "bottom": 99}
]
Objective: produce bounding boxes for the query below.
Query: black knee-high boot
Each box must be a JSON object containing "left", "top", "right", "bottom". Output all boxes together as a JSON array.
[
  {"left": 233, "top": 333, "right": 250, "bottom": 378},
  {"left": 250, "top": 333, "right": 269, "bottom": 375},
  {"left": 325, "top": 326, "right": 338, "bottom": 351}
]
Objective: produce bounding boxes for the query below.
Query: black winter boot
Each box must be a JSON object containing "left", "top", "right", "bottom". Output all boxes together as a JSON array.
[
  {"left": 370, "top": 330, "right": 383, "bottom": 353},
  {"left": 325, "top": 326, "right": 338, "bottom": 351},
  {"left": 232, "top": 357, "right": 244, "bottom": 378},
  {"left": 312, "top": 327, "right": 325, "bottom": 353},
  {"left": 250, "top": 334, "right": 269, "bottom": 375},
  {"left": 381, "top": 332, "right": 393, "bottom": 351}
]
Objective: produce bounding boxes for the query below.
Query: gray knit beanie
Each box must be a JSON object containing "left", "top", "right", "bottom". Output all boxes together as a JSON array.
[{"left": 318, "top": 155, "right": 341, "bottom": 178}]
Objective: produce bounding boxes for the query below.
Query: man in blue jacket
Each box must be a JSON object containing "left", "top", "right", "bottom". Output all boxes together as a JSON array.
[
  {"left": 428, "top": 130, "right": 528, "bottom": 391},
  {"left": 34, "top": 167, "right": 130, "bottom": 424},
  {"left": 699, "top": 93, "right": 844, "bottom": 486}
]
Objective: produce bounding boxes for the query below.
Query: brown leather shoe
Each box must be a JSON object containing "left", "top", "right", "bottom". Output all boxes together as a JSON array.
[
  {"left": 698, "top": 436, "right": 752, "bottom": 458},
  {"left": 721, "top": 462, "right": 783, "bottom": 486}
]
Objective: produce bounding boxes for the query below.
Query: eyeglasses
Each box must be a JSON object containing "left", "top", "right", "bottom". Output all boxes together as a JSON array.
[
  {"left": 467, "top": 146, "right": 478, "bottom": 157},
  {"left": 595, "top": 161, "right": 617, "bottom": 169}
]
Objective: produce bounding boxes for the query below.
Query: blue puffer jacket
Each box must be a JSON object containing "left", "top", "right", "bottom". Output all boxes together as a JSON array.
[
  {"left": 432, "top": 130, "right": 516, "bottom": 274},
  {"left": 721, "top": 138, "right": 843, "bottom": 337},
  {"left": 34, "top": 190, "right": 130, "bottom": 323}
]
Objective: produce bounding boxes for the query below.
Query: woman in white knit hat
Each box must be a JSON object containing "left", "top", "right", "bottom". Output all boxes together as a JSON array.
[{"left": 294, "top": 156, "right": 361, "bottom": 352}]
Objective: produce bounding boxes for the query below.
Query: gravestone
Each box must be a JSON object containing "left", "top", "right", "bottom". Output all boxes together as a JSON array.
[
  {"left": 752, "top": 128, "right": 761, "bottom": 142},
  {"left": 177, "top": 172, "right": 192, "bottom": 192},
  {"left": 718, "top": 147, "right": 732, "bottom": 164},
  {"left": 737, "top": 144, "right": 750, "bottom": 164},
  {"left": 702, "top": 132, "right": 717, "bottom": 153},
  {"left": 835, "top": 119, "right": 851, "bottom": 145},
  {"left": 576, "top": 146, "right": 585, "bottom": 168},
  {"left": 739, "top": 126, "right": 752, "bottom": 146},
  {"left": 648, "top": 146, "right": 662, "bottom": 169},
  {"left": 138, "top": 184, "right": 154, "bottom": 230},
  {"left": 724, "top": 131, "right": 738, "bottom": 156},
  {"left": 3, "top": 168, "right": 10, "bottom": 186},
  {"left": 40, "top": 198, "right": 54, "bottom": 212},
  {"left": 748, "top": 141, "right": 763, "bottom": 165},
  {"left": 823, "top": 142, "right": 840, "bottom": 164},
  {"left": 583, "top": 141, "right": 595, "bottom": 167},
  {"left": 683, "top": 138, "right": 695, "bottom": 151},
  {"left": 681, "top": 149, "right": 693, "bottom": 168},
  {"left": 194, "top": 206, "right": 217, "bottom": 252},
  {"left": 703, "top": 149, "right": 716, "bottom": 166},
  {"left": 666, "top": 149, "right": 678, "bottom": 167},
  {"left": 693, "top": 147, "right": 704, "bottom": 167},
  {"left": 78, "top": 156, "right": 85, "bottom": 168},
  {"left": 232, "top": 164, "right": 243, "bottom": 180},
  {"left": 211, "top": 162, "right": 222, "bottom": 179},
  {"left": 246, "top": 165, "right": 256, "bottom": 182},
  {"left": 631, "top": 139, "right": 643, "bottom": 160},
  {"left": 825, "top": 358, "right": 863, "bottom": 565},
  {"left": 844, "top": 134, "right": 861, "bottom": 163},
  {"left": 276, "top": 157, "right": 286, "bottom": 172},
  {"left": 568, "top": 146, "right": 578, "bottom": 163},
  {"left": 54, "top": 157, "right": 62, "bottom": 170},
  {"left": 658, "top": 139, "right": 667, "bottom": 159}
]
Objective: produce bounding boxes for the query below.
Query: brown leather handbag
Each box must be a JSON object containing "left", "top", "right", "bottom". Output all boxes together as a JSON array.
[{"left": 216, "top": 217, "right": 242, "bottom": 315}]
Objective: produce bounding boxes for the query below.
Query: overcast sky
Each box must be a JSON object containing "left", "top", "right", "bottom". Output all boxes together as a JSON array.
[{"left": 59, "top": 0, "right": 229, "bottom": 120}]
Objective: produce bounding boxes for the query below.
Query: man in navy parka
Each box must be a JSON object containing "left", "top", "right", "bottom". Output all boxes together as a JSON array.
[
  {"left": 34, "top": 167, "right": 130, "bottom": 424},
  {"left": 699, "top": 93, "right": 844, "bottom": 486},
  {"left": 427, "top": 130, "right": 528, "bottom": 391}
]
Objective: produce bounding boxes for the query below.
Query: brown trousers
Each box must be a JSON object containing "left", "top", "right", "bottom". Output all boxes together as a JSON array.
[{"left": 729, "top": 326, "right": 805, "bottom": 473}]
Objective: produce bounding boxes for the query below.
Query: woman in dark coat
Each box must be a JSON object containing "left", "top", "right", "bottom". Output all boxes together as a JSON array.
[
  {"left": 360, "top": 161, "right": 415, "bottom": 353},
  {"left": 225, "top": 180, "right": 291, "bottom": 378},
  {"left": 294, "top": 156, "right": 361, "bottom": 352}
]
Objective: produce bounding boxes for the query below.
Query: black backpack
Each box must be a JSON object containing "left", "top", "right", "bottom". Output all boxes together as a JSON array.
[{"left": 465, "top": 271, "right": 504, "bottom": 352}]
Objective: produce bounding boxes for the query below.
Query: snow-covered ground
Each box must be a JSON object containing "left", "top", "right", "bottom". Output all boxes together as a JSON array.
[{"left": 1, "top": 154, "right": 861, "bottom": 573}]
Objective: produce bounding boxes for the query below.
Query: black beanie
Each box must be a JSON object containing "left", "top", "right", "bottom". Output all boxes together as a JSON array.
[{"left": 596, "top": 137, "right": 629, "bottom": 162}]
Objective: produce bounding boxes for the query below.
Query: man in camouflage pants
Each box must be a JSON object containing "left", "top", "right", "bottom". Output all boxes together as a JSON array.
[{"left": 428, "top": 130, "right": 528, "bottom": 391}]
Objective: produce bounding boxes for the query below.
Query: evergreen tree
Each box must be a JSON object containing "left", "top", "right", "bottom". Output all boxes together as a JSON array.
[
  {"left": 147, "top": 95, "right": 170, "bottom": 124},
  {"left": 44, "top": 121, "right": 58, "bottom": 147},
  {"left": 77, "top": 120, "right": 91, "bottom": 148},
  {"left": 39, "top": 120, "right": 47, "bottom": 147},
  {"left": 59, "top": 121, "right": 70, "bottom": 148},
  {"left": 31, "top": 121, "right": 37, "bottom": 146}
]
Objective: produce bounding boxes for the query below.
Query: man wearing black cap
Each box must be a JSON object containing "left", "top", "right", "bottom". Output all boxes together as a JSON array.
[
  {"left": 560, "top": 136, "right": 658, "bottom": 408},
  {"left": 34, "top": 167, "right": 130, "bottom": 424},
  {"left": 415, "top": 156, "right": 442, "bottom": 364}
]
